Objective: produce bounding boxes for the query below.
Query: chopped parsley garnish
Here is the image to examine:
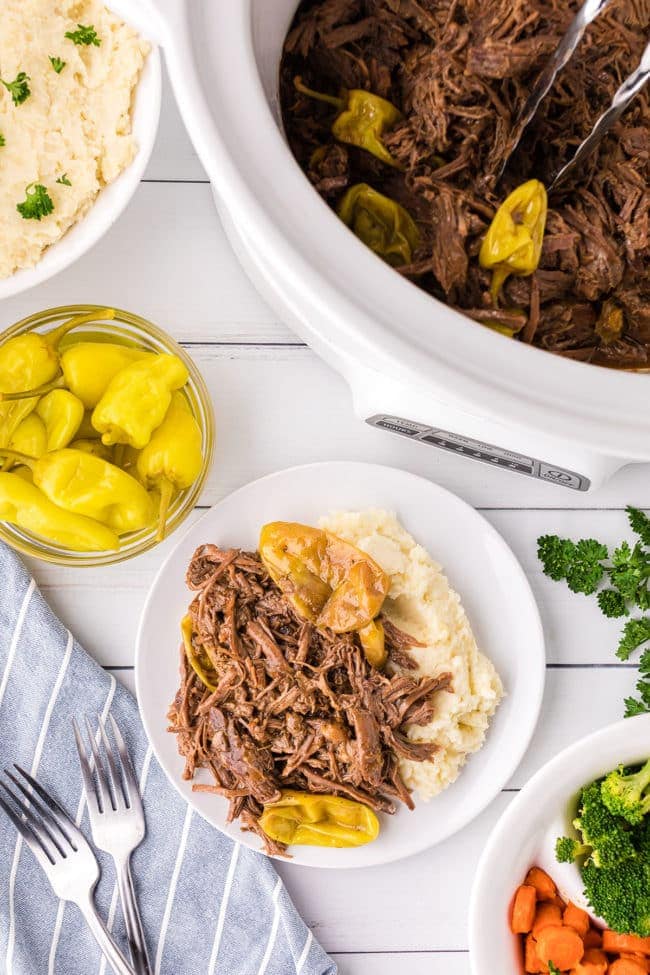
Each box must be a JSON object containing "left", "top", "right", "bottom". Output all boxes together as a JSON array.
[
  {"left": 538, "top": 506, "right": 650, "bottom": 716},
  {"left": 0, "top": 134, "right": 5, "bottom": 147},
  {"left": 65, "top": 24, "right": 101, "bottom": 46},
  {"left": 56, "top": 173, "right": 72, "bottom": 186},
  {"left": 16, "top": 184, "right": 54, "bottom": 221},
  {"left": 49, "top": 56, "right": 66, "bottom": 74},
  {"left": 1, "top": 72, "right": 31, "bottom": 106}
]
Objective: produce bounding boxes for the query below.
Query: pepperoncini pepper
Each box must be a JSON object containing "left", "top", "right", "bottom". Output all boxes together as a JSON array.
[
  {"left": 69, "top": 439, "right": 113, "bottom": 461},
  {"left": 294, "top": 76, "right": 403, "bottom": 168},
  {"left": 0, "top": 399, "right": 39, "bottom": 450},
  {"left": 0, "top": 472, "right": 119, "bottom": 552},
  {"left": 7, "top": 414, "right": 47, "bottom": 460},
  {"left": 479, "top": 179, "right": 548, "bottom": 303},
  {"left": 0, "top": 310, "right": 115, "bottom": 447},
  {"left": 36, "top": 389, "right": 84, "bottom": 451},
  {"left": 8, "top": 448, "right": 155, "bottom": 535},
  {"left": 259, "top": 790, "right": 380, "bottom": 849},
  {"left": 259, "top": 523, "right": 390, "bottom": 665},
  {"left": 337, "top": 184, "right": 420, "bottom": 267},
  {"left": 92, "top": 354, "right": 189, "bottom": 449},
  {"left": 0, "top": 309, "right": 116, "bottom": 396},
  {"left": 136, "top": 392, "right": 203, "bottom": 541},
  {"left": 181, "top": 614, "right": 219, "bottom": 691},
  {"left": 59, "top": 343, "right": 153, "bottom": 409},
  {"left": 358, "top": 619, "right": 387, "bottom": 670}
]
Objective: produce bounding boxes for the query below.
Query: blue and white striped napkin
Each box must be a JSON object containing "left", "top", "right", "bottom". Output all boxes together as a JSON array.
[{"left": 0, "top": 543, "right": 337, "bottom": 975}]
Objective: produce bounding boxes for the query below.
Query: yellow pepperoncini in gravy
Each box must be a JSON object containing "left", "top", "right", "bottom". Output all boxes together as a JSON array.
[
  {"left": 259, "top": 790, "right": 380, "bottom": 848},
  {"left": 479, "top": 179, "right": 548, "bottom": 303},
  {"left": 338, "top": 183, "right": 420, "bottom": 268}
]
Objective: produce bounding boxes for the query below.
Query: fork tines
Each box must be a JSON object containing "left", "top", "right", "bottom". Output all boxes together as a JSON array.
[
  {"left": 0, "top": 765, "right": 81, "bottom": 867},
  {"left": 73, "top": 715, "right": 138, "bottom": 815}
]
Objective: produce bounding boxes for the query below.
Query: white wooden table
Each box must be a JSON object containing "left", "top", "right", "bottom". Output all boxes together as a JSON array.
[{"left": 3, "top": 72, "right": 648, "bottom": 975}]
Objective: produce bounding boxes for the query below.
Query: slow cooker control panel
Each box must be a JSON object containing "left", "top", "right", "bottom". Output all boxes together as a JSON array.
[{"left": 367, "top": 415, "right": 590, "bottom": 491}]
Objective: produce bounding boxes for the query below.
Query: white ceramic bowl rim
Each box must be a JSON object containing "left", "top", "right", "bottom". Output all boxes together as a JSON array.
[
  {"left": 128, "top": 0, "right": 650, "bottom": 460},
  {"left": 0, "top": 41, "right": 161, "bottom": 301}
]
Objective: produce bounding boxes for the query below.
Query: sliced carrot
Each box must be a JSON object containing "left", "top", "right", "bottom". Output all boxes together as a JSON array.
[
  {"left": 569, "top": 947, "right": 608, "bottom": 974},
  {"left": 608, "top": 958, "right": 648, "bottom": 975},
  {"left": 564, "top": 903, "right": 590, "bottom": 938},
  {"left": 525, "top": 933, "right": 545, "bottom": 974},
  {"left": 525, "top": 867, "right": 559, "bottom": 902},
  {"left": 512, "top": 884, "right": 538, "bottom": 934},
  {"left": 533, "top": 903, "right": 564, "bottom": 937},
  {"left": 618, "top": 955, "right": 650, "bottom": 974},
  {"left": 602, "top": 933, "right": 650, "bottom": 956},
  {"left": 584, "top": 930, "right": 603, "bottom": 950},
  {"left": 536, "top": 924, "right": 584, "bottom": 971}
]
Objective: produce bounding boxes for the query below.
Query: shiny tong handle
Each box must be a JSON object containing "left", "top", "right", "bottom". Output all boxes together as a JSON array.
[
  {"left": 496, "top": 0, "right": 614, "bottom": 180},
  {"left": 550, "top": 41, "right": 650, "bottom": 190}
]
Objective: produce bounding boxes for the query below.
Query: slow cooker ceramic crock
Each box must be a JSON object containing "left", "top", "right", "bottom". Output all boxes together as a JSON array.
[{"left": 109, "top": 0, "right": 650, "bottom": 492}]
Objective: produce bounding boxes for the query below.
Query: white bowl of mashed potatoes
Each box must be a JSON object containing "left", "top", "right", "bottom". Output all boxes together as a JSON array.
[{"left": 0, "top": 0, "right": 161, "bottom": 299}]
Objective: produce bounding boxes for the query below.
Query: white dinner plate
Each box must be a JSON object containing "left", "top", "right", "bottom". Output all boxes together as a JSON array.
[
  {"left": 135, "top": 462, "right": 545, "bottom": 867},
  {"left": 469, "top": 713, "right": 650, "bottom": 975}
]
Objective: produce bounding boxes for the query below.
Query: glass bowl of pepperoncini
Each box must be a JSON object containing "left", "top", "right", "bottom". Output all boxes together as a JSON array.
[{"left": 0, "top": 305, "right": 215, "bottom": 566}]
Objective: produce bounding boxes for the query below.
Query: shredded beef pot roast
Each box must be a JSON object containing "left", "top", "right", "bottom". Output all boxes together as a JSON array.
[
  {"left": 167, "top": 544, "right": 452, "bottom": 856},
  {"left": 280, "top": 0, "right": 650, "bottom": 369}
]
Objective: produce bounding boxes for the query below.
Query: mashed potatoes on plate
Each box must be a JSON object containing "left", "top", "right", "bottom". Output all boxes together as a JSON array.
[
  {"left": 320, "top": 509, "right": 504, "bottom": 800},
  {"left": 0, "top": 0, "right": 149, "bottom": 279}
]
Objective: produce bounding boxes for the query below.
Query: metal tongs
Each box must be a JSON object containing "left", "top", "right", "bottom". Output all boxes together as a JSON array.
[{"left": 498, "top": 0, "right": 650, "bottom": 191}]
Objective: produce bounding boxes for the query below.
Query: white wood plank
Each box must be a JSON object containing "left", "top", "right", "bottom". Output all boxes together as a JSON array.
[
  {"left": 32, "top": 509, "right": 647, "bottom": 666},
  {"left": 1, "top": 185, "right": 289, "bottom": 344},
  {"left": 275, "top": 793, "right": 512, "bottom": 953},
  {"left": 179, "top": 347, "right": 650, "bottom": 509},
  {"left": 331, "top": 954, "right": 468, "bottom": 975}
]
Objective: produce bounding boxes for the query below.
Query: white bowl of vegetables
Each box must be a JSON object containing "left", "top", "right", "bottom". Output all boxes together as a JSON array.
[{"left": 469, "top": 713, "right": 650, "bottom": 975}]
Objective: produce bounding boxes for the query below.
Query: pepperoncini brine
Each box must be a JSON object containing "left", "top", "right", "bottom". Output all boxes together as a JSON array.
[{"left": 479, "top": 179, "right": 548, "bottom": 303}]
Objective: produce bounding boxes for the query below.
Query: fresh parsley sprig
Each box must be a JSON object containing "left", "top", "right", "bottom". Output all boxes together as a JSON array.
[
  {"left": 56, "top": 173, "right": 71, "bottom": 186},
  {"left": 0, "top": 134, "right": 5, "bottom": 148},
  {"left": 548, "top": 964, "right": 560, "bottom": 975},
  {"left": 538, "top": 506, "right": 650, "bottom": 716},
  {"left": 65, "top": 24, "right": 101, "bottom": 46},
  {"left": 1, "top": 72, "right": 31, "bottom": 106},
  {"left": 49, "top": 56, "right": 66, "bottom": 74},
  {"left": 16, "top": 184, "right": 54, "bottom": 221}
]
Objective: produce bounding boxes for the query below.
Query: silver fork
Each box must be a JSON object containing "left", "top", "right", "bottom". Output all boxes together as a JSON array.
[
  {"left": 73, "top": 716, "right": 152, "bottom": 975},
  {"left": 0, "top": 766, "right": 135, "bottom": 975}
]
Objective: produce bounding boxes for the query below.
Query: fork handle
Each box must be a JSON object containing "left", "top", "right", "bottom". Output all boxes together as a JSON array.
[
  {"left": 77, "top": 894, "right": 137, "bottom": 975},
  {"left": 117, "top": 858, "right": 153, "bottom": 975}
]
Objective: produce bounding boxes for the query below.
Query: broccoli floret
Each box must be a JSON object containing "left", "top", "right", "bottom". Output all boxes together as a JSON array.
[
  {"left": 573, "top": 781, "right": 637, "bottom": 868},
  {"left": 556, "top": 836, "right": 590, "bottom": 863},
  {"left": 582, "top": 856, "right": 650, "bottom": 936},
  {"left": 601, "top": 760, "right": 650, "bottom": 825}
]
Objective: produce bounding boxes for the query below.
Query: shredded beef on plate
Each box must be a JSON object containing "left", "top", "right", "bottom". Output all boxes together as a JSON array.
[
  {"left": 280, "top": 0, "right": 650, "bottom": 370},
  {"left": 167, "top": 544, "right": 452, "bottom": 856}
]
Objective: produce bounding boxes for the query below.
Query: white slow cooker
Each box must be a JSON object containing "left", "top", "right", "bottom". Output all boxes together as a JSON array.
[{"left": 111, "top": 0, "right": 650, "bottom": 492}]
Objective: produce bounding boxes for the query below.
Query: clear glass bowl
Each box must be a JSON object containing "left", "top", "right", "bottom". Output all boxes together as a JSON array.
[{"left": 0, "top": 305, "right": 215, "bottom": 566}]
